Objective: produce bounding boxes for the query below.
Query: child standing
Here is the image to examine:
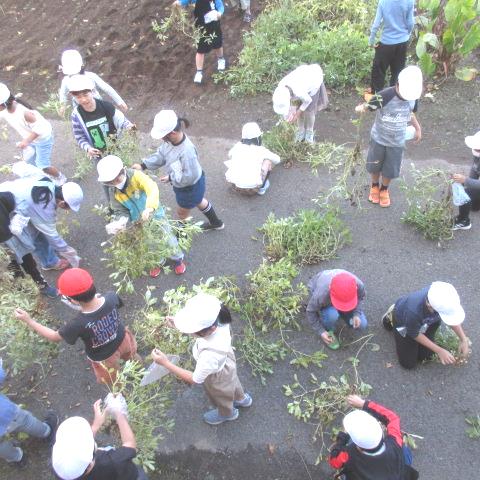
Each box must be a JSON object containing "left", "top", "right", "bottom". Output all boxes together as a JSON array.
[
  {"left": 0, "top": 83, "right": 66, "bottom": 185},
  {"left": 59, "top": 49, "right": 128, "bottom": 115},
  {"left": 151, "top": 293, "right": 252, "bottom": 425},
  {"left": 225, "top": 122, "right": 280, "bottom": 195},
  {"left": 355, "top": 65, "right": 423, "bottom": 208},
  {"left": 175, "top": 0, "right": 226, "bottom": 84},
  {"left": 132, "top": 110, "right": 224, "bottom": 231},
  {"left": 14, "top": 268, "right": 140, "bottom": 386},
  {"left": 452, "top": 131, "right": 480, "bottom": 230}
]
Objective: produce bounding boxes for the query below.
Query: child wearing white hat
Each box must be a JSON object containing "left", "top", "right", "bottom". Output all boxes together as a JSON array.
[
  {"left": 355, "top": 65, "right": 423, "bottom": 208},
  {"left": 329, "top": 395, "right": 419, "bottom": 479},
  {"left": 0, "top": 83, "right": 66, "bottom": 186},
  {"left": 151, "top": 293, "right": 252, "bottom": 425},
  {"left": 58, "top": 49, "right": 128, "bottom": 115},
  {"left": 224, "top": 122, "right": 280, "bottom": 195},
  {"left": 451, "top": 131, "right": 480, "bottom": 230}
]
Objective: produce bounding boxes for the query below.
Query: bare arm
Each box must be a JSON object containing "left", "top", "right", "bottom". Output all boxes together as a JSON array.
[
  {"left": 415, "top": 332, "right": 455, "bottom": 364},
  {"left": 151, "top": 349, "right": 195, "bottom": 384},
  {"left": 115, "top": 413, "right": 137, "bottom": 450},
  {"left": 14, "top": 308, "right": 62, "bottom": 342}
]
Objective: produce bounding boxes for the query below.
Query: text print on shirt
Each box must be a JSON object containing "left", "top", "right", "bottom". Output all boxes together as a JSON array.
[{"left": 87, "top": 308, "right": 120, "bottom": 348}]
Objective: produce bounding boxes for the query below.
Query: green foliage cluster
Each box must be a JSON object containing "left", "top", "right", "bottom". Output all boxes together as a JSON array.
[
  {"left": 222, "top": 0, "right": 373, "bottom": 95},
  {"left": 400, "top": 166, "right": 453, "bottom": 243},
  {"left": 0, "top": 247, "right": 58, "bottom": 375},
  {"left": 37, "top": 93, "right": 71, "bottom": 119},
  {"left": 465, "top": 414, "right": 480, "bottom": 439},
  {"left": 416, "top": 0, "right": 480, "bottom": 78},
  {"left": 261, "top": 209, "right": 351, "bottom": 264},
  {"left": 104, "top": 129, "right": 143, "bottom": 167}
]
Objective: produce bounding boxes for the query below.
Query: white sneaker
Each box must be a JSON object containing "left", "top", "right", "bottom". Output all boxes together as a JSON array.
[
  {"left": 304, "top": 131, "right": 315, "bottom": 144},
  {"left": 295, "top": 130, "right": 305, "bottom": 142},
  {"left": 217, "top": 58, "right": 226, "bottom": 71},
  {"left": 194, "top": 71, "right": 203, "bottom": 84}
]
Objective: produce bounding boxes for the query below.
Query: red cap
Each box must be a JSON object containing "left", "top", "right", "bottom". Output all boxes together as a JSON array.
[
  {"left": 330, "top": 272, "right": 358, "bottom": 312},
  {"left": 57, "top": 268, "right": 94, "bottom": 297}
]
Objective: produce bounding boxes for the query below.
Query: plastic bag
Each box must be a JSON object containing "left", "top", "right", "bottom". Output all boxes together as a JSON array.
[
  {"left": 106, "top": 216, "right": 129, "bottom": 235},
  {"left": 452, "top": 182, "right": 471, "bottom": 206}
]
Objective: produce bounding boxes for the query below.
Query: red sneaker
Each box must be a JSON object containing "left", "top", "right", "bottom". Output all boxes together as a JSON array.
[
  {"left": 149, "top": 266, "right": 162, "bottom": 278},
  {"left": 174, "top": 261, "right": 186, "bottom": 275}
]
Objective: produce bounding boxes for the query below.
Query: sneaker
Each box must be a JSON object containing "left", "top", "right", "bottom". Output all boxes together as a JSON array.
[
  {"left": 149, "top": 266, "right": 162, "bottom": 278},
  {"left": 243, "top": 12, "right": 252, "bottom": 22},
  {"left": 304, "top": 131, "right": 315, "bottom": 144},
  {"left": 234, "top": 393, "right": 253, "bottom": 408},
  {"left": 453, "top": 217, "right": 471, "bottom": 230},
  {"left": 379, "top": 188, "right": 391, "bottom": 207},
  {"left": 194, "top": 71, "right": 203, "bottom": 84},
  {"left": 39, "top": 284, "right": 59, "bottom": 298},
  {"left": 382, "top": 314, "right": 394, "bottom": 331},
  {"left": 174, "top": 260, "right": 186, "bottom": 275},
  {"left": 203, "top": 408, "right": 239, "bottom": 425},
  {"left": 217, "top": 57, "right": 226, "bottom": 71},
  {"left": 43, "top": 410, "right": 59, "bottom": 447},
  {"left": 257, "top": 179, "right": 270, "bottom": 196},
  {"left": 201, "top": 221, "right": 225, "bottom": 231},
  {"left": 368, "top": 185, "right": 380, "bottom": 204},
  {"left": 10, "top": 448, "right": 27, "bottom": 468},
  {"left": 295, "top": 130, "right": 305, "bottom": 142},
  {"left": 41, "top": 258, "right": 70, "bottom": 271}
]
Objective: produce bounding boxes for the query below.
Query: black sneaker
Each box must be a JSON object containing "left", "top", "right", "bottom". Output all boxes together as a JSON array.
[
  {"left": 453, "top": 217, "right": 471, "bottom": 230},
  {"left": 200, "top": 221, "right": 225, "bottom": 231},
  {"left": 44, "top": 410, "right": 59, "bottom": 446},
  {"left": 382, "top": 314, "right": 394, "bottom": 331}
]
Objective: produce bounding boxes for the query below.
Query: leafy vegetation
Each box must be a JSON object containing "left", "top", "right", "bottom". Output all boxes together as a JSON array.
[
  {"left": 104, "top": 129, "right": 143, "bottom": 167},
  {"left": 465, "top": 414, "right": 480, "bottom": 439},
  {"left": 37, "top": 93, "right": 71, "bottom": 119}
]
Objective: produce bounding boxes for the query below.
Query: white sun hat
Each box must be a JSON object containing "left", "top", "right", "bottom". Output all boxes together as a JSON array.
[
  {"left": 52, "top": 417, "right": 95, "bottom": 480},
  {"left": 174, "top": 293, "right": 221, "bottom": 333},
  {"left": 0, "top": 83, "right": 11, "bottom": 104},
  {"left": 343, "top": 410, "right": 383, "bottom": 450},
  {"left": 97, "top": 155, "right": 124, "bottom": 183},
  {"left": 241, "top": 122, "right": 262, "bottom": 140},
  {"left": 398, "top": 66, "right": 423, "bottom": 101},
  {"left": 272, "top": 85, "right": 291, "bottom": 117},
  {"left": 427, "top": 281, "right": 465, "bottom": 326},
  {"left": 465, "top": 131, "right": 480, "bottom": 150},
  {"left": 66, "top": 74, "right": 94, "bottom": 93},
  {"left": 61, "top": 49, "right": 83, "bottom": 75},
  {"left": 61, "top": 182, "right": 84, "bottom": 212},
  {"left": 150, "top": 110, "right": 178, "bottom": 140}
]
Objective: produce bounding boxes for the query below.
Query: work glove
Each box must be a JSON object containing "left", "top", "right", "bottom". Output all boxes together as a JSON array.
[
  {"left": 105, "top": 217, "right": 129, "bottom": 235},
  {"left": 104, "top": 392, "right": 129, "bottom": 417}
]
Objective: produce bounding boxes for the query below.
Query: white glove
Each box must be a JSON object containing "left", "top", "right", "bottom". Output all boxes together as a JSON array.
[
  {"left": 59, "top": 246, "right": 81, "bottom": 267},
  {"left": 105, "top": 216, "right": 129, "bottom": 235},
  {"left": 9, "top": 213, "right": 30, "bottom": 236},
  {"left": 104, "top": 392, "right": 129, "bottom": 417}
]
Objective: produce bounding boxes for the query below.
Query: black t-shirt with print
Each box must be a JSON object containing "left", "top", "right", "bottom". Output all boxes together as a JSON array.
[
  {"left": 59, "top": 292, "right": 126, "bottom": 361},
  {"left": 78, "top": 99, "right": 117, "bottom": 150},
  {"left": 84, "top": 447, "right": 139, "bottom": 480}
]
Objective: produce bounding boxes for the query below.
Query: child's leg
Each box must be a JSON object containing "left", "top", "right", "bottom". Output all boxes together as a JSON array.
[
  {"left": 7, "top": 407, "right": 50, "bottom": 439},
  {"left": 198, "top": 198, "right": 223, "bottom": 228},
  {"left": 214, "top": 47, "right": 224, "bottom": 59},
  {"left": 0, "top": 438, "right": 23, "bottom": 463},
  {"left": 320, "top": 306, "right": 340, "bottom": 331},
  {"left": 296, "top": 112, "right": 306, "bottom": 140},
  {"left": 177, "top": 205, "right": 192, "bottom": 221},
  {"left": 195, "top": 53, "right": 205, "bottom": 71}
]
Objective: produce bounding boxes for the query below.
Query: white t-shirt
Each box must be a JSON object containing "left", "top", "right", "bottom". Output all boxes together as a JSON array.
[
  {"left": 0, "top": 103, "right": 52, "bottom": 142},
  {"left": 224, "top": 143, "right": 280, "bottom": 188},
  {"left": 192, "top": 325, "right": 232, "bottom": 384}
]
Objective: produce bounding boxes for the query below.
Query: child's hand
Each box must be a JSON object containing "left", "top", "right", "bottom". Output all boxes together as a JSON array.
[
  {"left": 151, "top": 348, "right": 168, "bottom": 365},
  {"left": 160, "top": 175, "right": 170, "bottom": 184},
  {"left": 131, "top": 163, "right": 142, "bottom": 170},
  {"left": 452, "top": 173, "right": 466, "bottom": 184},
  {"left": 14, "top": 308, "right": 32, "bottom": 324},
  {"left": 355, "top": 104, "right": 366, "bottom": 114},
  {"left": 87, "top": 147, "right": 102, "bottom": 158},
  {"left": 118, "top": 103, "right": 128, "bottom": 113},
  {"left": 16, "top": 140, "right": 29, "bottom": 149},
  {"left": 413, "top": 127, "right": 422, "bottom": 144},
  {"left": 347, "top": 394, "right": 365, "bottom": 409}
]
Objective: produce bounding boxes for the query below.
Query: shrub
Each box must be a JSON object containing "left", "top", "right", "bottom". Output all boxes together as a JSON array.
[
  {"left": 104, "top": 129, "right": 143, "bottom": 167},
  {"left": 260, "top": 209, "right": 351, "bottom": 264},
  {"left": 221, "top": 0, "right": 372, "bottom": 95}
]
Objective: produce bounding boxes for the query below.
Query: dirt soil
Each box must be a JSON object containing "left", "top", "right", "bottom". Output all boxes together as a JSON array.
[{"left": 1, "top": 1, "right": 480, "bottom": 480}]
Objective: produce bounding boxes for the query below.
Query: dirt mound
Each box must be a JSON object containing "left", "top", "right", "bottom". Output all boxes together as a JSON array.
[{"left": 0, "top": 0, "right": 255, "bottom": 106}]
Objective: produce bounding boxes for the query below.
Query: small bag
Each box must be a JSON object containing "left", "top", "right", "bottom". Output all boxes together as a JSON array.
[{"left": 452, "top": 182, "right": 471, "bottom": 206}]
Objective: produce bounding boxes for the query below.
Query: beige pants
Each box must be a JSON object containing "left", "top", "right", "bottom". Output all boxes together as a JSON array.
[{"left": 203, "top": 352, "right": 245, "bottom": 416}]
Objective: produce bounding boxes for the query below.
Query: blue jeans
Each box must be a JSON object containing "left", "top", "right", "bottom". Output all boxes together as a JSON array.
[
  {"left": 320, "top": 306, "right": 368, "bottom": 331},
  {"left": 27, "top": 135, "right": 54, "bottom": 170},
  {"left": 33, "top": 231, "right": 59, "bottom": 268},
  {"left": 0, "top": 407, "right": 49, "bottom": 462}
]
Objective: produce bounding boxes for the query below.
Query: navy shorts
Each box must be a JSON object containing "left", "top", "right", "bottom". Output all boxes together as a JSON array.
[{"left": 173, "top": 172, "right": 206, "bottom": 209}]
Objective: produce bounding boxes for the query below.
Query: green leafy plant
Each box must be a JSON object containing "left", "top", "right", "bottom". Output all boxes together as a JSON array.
[
  {"left": 242, "top": 258, "right": 307, "bottom": 332},
  {"left": 261, "top": 209, "right": 351, "bottom": 264},
  {"left": 72, "top": 148, "right": 94, "bottom": 180},
  {"left": 434, "top": 325, "right": 471, "bottom": 364},
  {"left": 107, "top": 360, "right": 174, "bottom": 471},
  {"left": 220, "top": 0, "right": 373, "bottom": 95},
  {"left": 103, "top": 217, "right": 201, "bottom": 293},
  {"left": 415, "top": 0, "right": 480, "bottom": 77},
  {"left": 104, "top": 130, "right": 143, "bottom": 167},
  {"left": 37, "top": 93, "right": 71, "bottom": 119},
  {"left": 466, "top": 414, "right": 480, "bottom": 439},
  {"left": 400, "top": 166, "right": 453, "bottom": 243},
  {"left": 0, "top": 247, "right": 58, "bottom": 375}
]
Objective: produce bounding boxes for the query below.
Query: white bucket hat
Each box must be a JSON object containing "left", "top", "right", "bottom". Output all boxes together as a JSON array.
[
  {"left": 398, "top": 66, "right": 423, "bottom": 101},
  {"left": 66, "top": 74, "right": 94, "bottom": 93},
  {"left": 52, "top": 417, "right": 95, "bottom": 480},
  {"left": 272, "top": 85, "right": 291, "bottom": 117},
  {"left": 242, "top": 122, "right": 262, "bottom": 140},
  {"left": 343, "top": 410, "right": 383, "bottom": 450},
  {"left": 61, "top": 49, "right": 83, "bottom": 75},
  {"left": 465, "top": 131, "right": 480, "bottom": 150},
  {"left": 97, "top": 155, "right": 124, "bottom": 182},
  {"left": 174, "top": 293, "right": 221, "bottom": 333},
  {"left": 427, "top": 281, "right": 465, "bottom": 326},
  {"left": 150, "top": 110, "right": 178, "bottom": 140},
  {"left": 61, "top": 182, "right": 84, "bottom": 212},
  {"left": 0, "top": 83, "right": 11, "bottom": 104}
]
